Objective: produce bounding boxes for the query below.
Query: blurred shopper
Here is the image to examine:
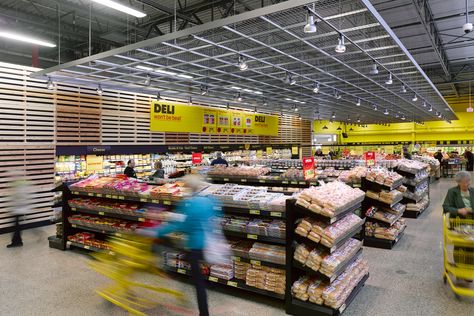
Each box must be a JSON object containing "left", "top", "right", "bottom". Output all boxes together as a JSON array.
[
  {"left": 149, "top": 161, "right": 165, "bottom": 180},
  {"left": 443, "top": 171, "right": 474, "bottom": 273},
  {"left": 314, "top": 149, "right": 324, "bottom": 157},
  {"left": 210, "top": 152, "right": 228, "bottom": 167},
  {"left": 463, "top": 149, "right": 474, "bottom": 171},
  {"left": 403, "top": 146, "right": 412, "bottom": 159},
  {"left": 138, "top": 175, "right": 220, "bottom": 316},
  {"left": 5, "top": 171, "right": 33, "bottom": 248},
  {"left": 434, "top": 149, "right": 444, "bottom": 163},
  {"left": 124, "top": 159, "right": 137, "bottom": 178}
]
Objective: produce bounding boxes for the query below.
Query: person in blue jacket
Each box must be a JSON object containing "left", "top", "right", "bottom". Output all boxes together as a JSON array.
[{"left": 138, "top": 175, "right": 218, "bottom": 316}]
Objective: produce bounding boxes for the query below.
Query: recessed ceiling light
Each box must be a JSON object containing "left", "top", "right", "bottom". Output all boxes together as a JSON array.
[{"left": 91, "top": 0, "right": 146, "bottom": 18}]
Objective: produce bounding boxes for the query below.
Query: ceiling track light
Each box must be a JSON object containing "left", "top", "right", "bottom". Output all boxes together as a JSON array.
[
  {"left": 200, "top": 85, "right": 208, "bottom": 95},
  {"left": 401, "top": 84, "right": 407, "bottom": 93},
  {"left": 238, "top": 55, "right": 248, "bottom": 71},
  {"left": 385, "top": 73, "right": 393, "bottom": 85},
  {"left": 369, "top": 62, "right": 379, "bottom": 75},
  {"left": 144, "top": 74, "right": 151, "bottom": 86},
  {"left": 46, "top": 77, "right": 54, "bottom": 90},
  {"left": 356, "top": 98, "right": 361, "bottom": 106},
  {"left": 284, "top": 72, "right": 296, "bottom": 85},
  {"left": 412, "top": 93, "right": 418, "bottom": 102},
  {"left": 384, "top": 109, "right": 389, "bottom": 115},
  {"left": 335, "top": 34, "right": 346, "bottom": 53},
  {"left": 303, "top": 8, "right": 317, "bottom": 33},
  {"left": 96, "top": 84, "right": 103, "bottom": 96},
  {"left": 235, "top": 92, "right": 242, "bottom": 102},
  {"left": 313, "top": 82, "right": 320, "bottom": 93}
]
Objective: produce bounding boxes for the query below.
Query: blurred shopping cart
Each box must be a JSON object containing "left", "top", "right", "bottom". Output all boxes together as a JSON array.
[
  {"left": 89, "top": 234, "right": 185, "bottom": 316},
  {"left": 443, "top": 214, "right": 474, "bottom": 298}
]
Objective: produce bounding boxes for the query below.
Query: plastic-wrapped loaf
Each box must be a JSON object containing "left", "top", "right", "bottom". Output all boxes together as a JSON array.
[
  {"left": 291, "top": 276, "right": 312, "bottom": 301},
  {"left": 308, "top": 279, "right": 326, "bottom": 305},
  {"left": 248, "top": 242, "right": 286, "bottom": 264},
  {"left": 319, "top": 238, "right": 362, "bottom": 276},
  {"left": 294, "top": 243, "right": 313, "bottom": 265},
  {"left": 295, "top": 217, "right": 314, "bottom": 237},
  {"left": 210, "top": 264, "right": 234, "bottom": 280},
  {"left": 318, "top": 214, "right": 364, "bottom": 248},
  {"left": 305, "top": 248, "right": 326, "bottom": 272},
  {"left": 234, "top": 261, "right": 251, "bottom": 280}
]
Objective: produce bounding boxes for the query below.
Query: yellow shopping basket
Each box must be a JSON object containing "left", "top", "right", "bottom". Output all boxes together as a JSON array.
[
  {"left": 443, "top": 214, "right": 474, "bottom": 299},
  {"left": 89, "top": 234, "right": 185, "bottom": 316}
]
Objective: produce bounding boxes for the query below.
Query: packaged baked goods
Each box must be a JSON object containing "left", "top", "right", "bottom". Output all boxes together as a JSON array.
[{"left": 248, "top": 242, "right": 285, "bottom": 264}]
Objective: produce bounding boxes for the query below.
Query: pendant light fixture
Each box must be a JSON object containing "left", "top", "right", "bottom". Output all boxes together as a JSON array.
[
  {"left": 235, "top": 92, "right": 242, "bottom": 102},
  {"left": 322, "top": 125, "right": 328, "bottom": 130},
  {"left": 401, "top": 115, "right": 406, "bottom": 120},
  {"left": 422, "top": 101, "right": 427, "bottom": 107},
  {"left": 335, "top": 34, "right": 346, "bottom": 53},
  {"left": 284, "top": 72, "right": 296, "bottom": 85},
  {"left": 412, "top": 93, "right": 418, "bottom": 102},
  {"left": 385, "top": 73, "right": 393, "bottom": 85},
  {"left": 312, "top": 82, "right": 320, "bottom": 93},
  {"left": 303, "top": 6, "right": 317, "bottom": 33},
  {"left": 337, "top": 126, "right": 342, "bottom": 131},
  {"left": 401, "top": 84, "right": 407, "bottom": 93},
  {"left": 428, "top": 105, "right": 433, "bottom": 112},
  {"left": 144, "top": 74, "right": 151, "bottom": 86},
  {"left": 373, "top": 104, "right": 378, "bottom": 111},
  {"left": 46, "top": 77, "right": 54, "bottom": 90},
  {"left": 200, "top": 85, "right": 208, "bottom": 95},
  {"left": 237, "top": 55, "right": 248, "bottom": 71},
  {"left": 96, "top": 84, "right": 103, "bottom": 96},
  {"left": 331, "top": 112, "right": 336, "bottom": 119},
  {"left": 369, "top": 62, "right": 379, "bottom": 75},
  {"left": 356, "top": 98, "right": 361, "bottom": 106},
  {"left": 263, "top": 98, "right": 268, "bottom": 106},
  {"left": 384, "top": 108, "right": 389, "bottom": 115}
]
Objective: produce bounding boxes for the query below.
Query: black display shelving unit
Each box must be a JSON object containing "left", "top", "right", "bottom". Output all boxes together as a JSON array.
[
  {"left": 360, "top": 177, "right": 406, "bottom": 249},
  {"left": 396, "top": 168, "right": 430, "bottom": 219},
  {"left": 285, "top": 199, "right": 368, "bottom": 315},
  {"left": 205, "top": 175, "right": 316, "bottom": 188}
]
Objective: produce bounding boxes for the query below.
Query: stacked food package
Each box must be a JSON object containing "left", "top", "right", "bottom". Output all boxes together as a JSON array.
[
  {"left": 406, "top": 195, "right": 430, "bottom": 212},
  {"left": 366, "top": 189, "right": 403, "bottom": 205},
  {"left": 396, "top": 159, "right": 429, "bottom": 174},
  {"left": 234, "top": 261, "right": 251, "bottom": 280},
  {"left": 214, "top": 216, "right": 286, "bottom": 239},
  {"left": 337, "top": 166, "right": 367, "bottom": 185},
  {"left": 207, "top": 166, "right": 270, "bottom": 177},
  {"left": 292, "top": 258, "right": 368, "bottom": 309},
  {"left": 68, "top": 214, "right": 138, "bottom": 233},
  {"left": 210, "top": 264, "right": 234, "bottom": 280},
  {"left": 365, "top": 219, "right": 406, "bottom": 241},
  {"left": 67, "top": 232, "right": 111, "bottom": 250},
  {"left": 246, "top": 265, "right": 286, "bottom": 295},
  {"left": 365, "top": 168, "right": 404, "bottom": 188},
  {"left": 296, "top": 181, "right": 365, "bottom": 217}
]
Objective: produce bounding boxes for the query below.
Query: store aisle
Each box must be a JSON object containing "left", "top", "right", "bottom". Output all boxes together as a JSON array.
[{"left": 0, "top": 178, "right": 472, "bottom": 316}]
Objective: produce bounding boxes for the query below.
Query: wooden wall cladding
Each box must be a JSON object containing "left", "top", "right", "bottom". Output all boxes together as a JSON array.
[{"left": 0, "top": 62, "right": 312, "bottom": 232}]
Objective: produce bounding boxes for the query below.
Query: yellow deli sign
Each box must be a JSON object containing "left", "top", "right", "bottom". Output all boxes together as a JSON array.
[{"left": 150, "top": 101, "right": 278, "bottom": 136}]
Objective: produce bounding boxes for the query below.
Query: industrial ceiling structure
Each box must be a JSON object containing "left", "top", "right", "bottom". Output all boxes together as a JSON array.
[{"left": 1, "top": 0, "right": 472, "bottom": 123}]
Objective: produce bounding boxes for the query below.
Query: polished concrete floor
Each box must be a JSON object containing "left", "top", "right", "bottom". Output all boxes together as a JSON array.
[{"left": 0, "top": 178, "right": 473, "bottom": 316}]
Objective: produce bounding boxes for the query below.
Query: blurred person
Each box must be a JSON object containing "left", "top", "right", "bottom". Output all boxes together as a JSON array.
[
  {"left": 403, "top": 146, "right": 412, "bottom": 159},
  {"left": 463, "top": 148, "right": 473, "bottom": 171},
  {"left": 124, "top": 159, "right": 137, "bottom": 178},
  {"left": 138, "top": 175, "right": 220, "bottom": 316},
  {"left": 5, "top": 171, "right": 33, "bottom": 248},
  {"left": 434, "top": 149, "right": 444, "bottom": 163},
  {"left": 210, "top": 152, "right": 228, "bottom": 167},
  {"left": 442, "top": 171, "right": 474, "bottom": 277},
  {"left": 149, "top": 161, "right": 165, "bottom": 180},
  {"left": 314, "top": 149, "right": 324, "bottom": 157}
]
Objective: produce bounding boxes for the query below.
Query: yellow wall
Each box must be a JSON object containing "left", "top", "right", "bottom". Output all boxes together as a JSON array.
[{"left": 313, "top": 112, "right": 474, "bottom": 144}]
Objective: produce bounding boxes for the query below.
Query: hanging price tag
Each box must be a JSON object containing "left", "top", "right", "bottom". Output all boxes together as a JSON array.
[
  {"left": 302, "top": 157, "right": 315, "bottom": 180},
  {"left": 209, "top": 276, "right": 218, "bottom": 282},
  {"left": 227, "top": 281, "right": 238, "bottom": 287},
  {"left": 192, "top": 152, "right": 203, "bottom": 164},
  {"left": 177, "top": 268, "right": 187, "bottom": 275},
  {"left": 364, "top": 151, "right": 376, "bottom": 167}
]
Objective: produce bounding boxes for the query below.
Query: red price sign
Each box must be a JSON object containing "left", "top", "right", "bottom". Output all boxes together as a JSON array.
[
  {"left": 302, "top": 157, "right": 315, "bottom": 180},
  {"left": 192, "top": 152, "right": 202, "bottom": 164},
  {"left": 364, "top": 151, "right": 376, "bottom": 167}
]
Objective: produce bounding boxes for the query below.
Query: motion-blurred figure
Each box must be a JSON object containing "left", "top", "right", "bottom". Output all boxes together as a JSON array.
[
  {"left": 4, "top": 170, "right": 33, "bottom": 248},
  {"left": 138, "top": 175, "right": 221, "bottom": 316},
  {"left": 210, "top": 152, "right": 228, "bottom": 167},
  {"left": 463, "top": 148, "right": 473, "bottom": 171}
]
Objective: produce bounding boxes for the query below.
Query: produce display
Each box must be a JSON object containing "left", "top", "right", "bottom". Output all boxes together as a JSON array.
[
  {"left": 67, "top": 232, "right": 111, "bottom": 250},
  {"left": 246, "top": 265, "right": 286, "bottom": 295},
  {"left": 296, "top": 181, "right": 365, "bottom": 217},
  {"left": 294, "top": 238, "right": 362, "bottom": 277},
  {"left": 68, "top": 214, "right": 139, "bottom": 233},
  {"left": 365, "top": 168, "right": 404, "bottom": 188},
  {"left": 295, "top": 214, "right": 364, "bottom": 248},
  {"left": 292, "top": 258, "right": 368, "bottom": 308},
  {"left": 365, "top": 219, "right": 406, "bottom": 240}
]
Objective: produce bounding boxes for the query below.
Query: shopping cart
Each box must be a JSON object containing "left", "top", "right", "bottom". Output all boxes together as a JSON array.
[
  {"left": 443, "top": 214, "right": 474, "bottom": 298},
  {"left": 89, "top": 234, "right": 185, "bottom": 316}
]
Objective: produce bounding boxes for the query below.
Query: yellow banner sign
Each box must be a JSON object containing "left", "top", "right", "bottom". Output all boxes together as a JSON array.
[
  {"left": 86, "top": 155, "right": 103, "bottom": 173},
  {"left": 150, "top": 101, "right": 278, "bottom": 136}
]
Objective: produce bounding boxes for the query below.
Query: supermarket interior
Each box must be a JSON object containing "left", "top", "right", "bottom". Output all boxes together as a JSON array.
[{"left": 0, "top": 0, "right": 474, "bottom": 315}]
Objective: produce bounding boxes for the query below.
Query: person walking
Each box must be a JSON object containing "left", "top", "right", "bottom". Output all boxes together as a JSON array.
[
  {"left": 463, "top": 149, "right": 474, "bottom": 171},
  {"left": 138, "top": 175, "right": 220, "bottom": 316},
  {"left": 124, "top": 159, "right": 137, "bottom": 178}
]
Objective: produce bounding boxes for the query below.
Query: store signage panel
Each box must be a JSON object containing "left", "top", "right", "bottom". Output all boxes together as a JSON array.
[
  {"left": 192, "top": 153, "right": 203, "bottom": 164},
  {"left": 302, "top": 157, "right": 315, "bottom": 180},
  {"left": 86, "top": 146, "right": 111, "bottom": 154},
  {"left": 150, "top": 100, "right": 278, "bottom": 136},
  {"left": 364, "top": 151, "right": 376, "bottom": 166}
]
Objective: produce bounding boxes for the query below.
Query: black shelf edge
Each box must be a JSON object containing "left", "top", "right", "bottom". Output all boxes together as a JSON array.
[
  {"left": 164, "top": 266, "right": 285, "bottom": 300},
  {"left": 294, "top": 222, "right": 364, "bottom": 254},
  {"left": 395, "top": 168, "right": 427, "bottom": 178},
  {"left": 293, "top": 248, "right": 363, "bottom": 283},
  {"left": 222, "top": 230, "right": 286, "bottom": 245},
  {"left": 403, "top": 177, "right": 429, "bottom": 189},
  {"left": 69, "top": 223, "right": 132, "bottom": 238},
  {"left": 287, "top": 273, "right": 369, "bottom": 316},
  {"left": 70, "top": 206, "right": 147, "bottom": 222},
  {"left": 363, "top": 226, "right": 406, "bottom": 249},
  {"left": 361, "top": 178, "right": 403, "bottom": 192},
  {"left": 66, "top": 240, "right": 114, "bottom": 255},
  {"left": 220, "top": 205, "right": 286, "bottom": 219},
  {"left": 364, "top": 195, "right": 403, "bottom": 209},
  {"left": 231, "top": 255, "right": 285, "bottom": 269},
  {"left": 293, "top": 201, "right": 361, "bottom": 224},
  {"left": 365, "top": 211, "right": 404, "bottom": 227}
]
